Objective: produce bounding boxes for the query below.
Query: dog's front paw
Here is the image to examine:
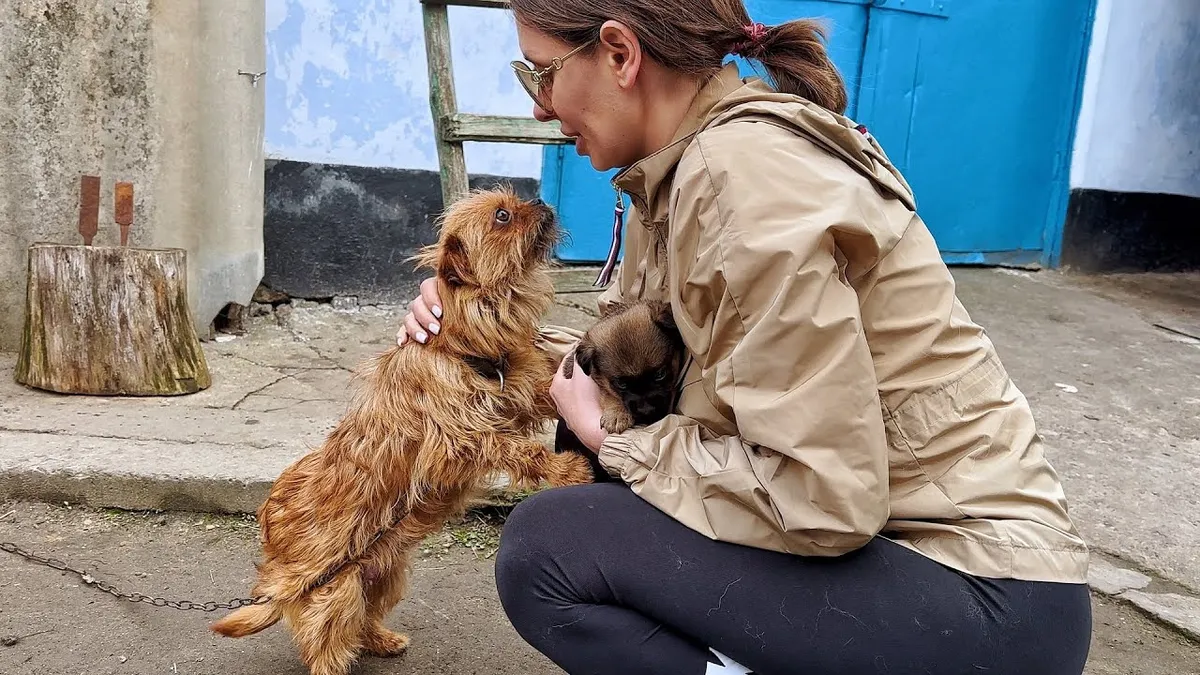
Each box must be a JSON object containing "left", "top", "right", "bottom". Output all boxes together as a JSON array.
[
  {"left": 553, "top": 451, "right": 600, "bottom": 486},
  {"left": 600, "top": 408, "right": 634, "bottom": 435},
  {"left": 362, "top": 625, "right": 410, "bottom": 657}
]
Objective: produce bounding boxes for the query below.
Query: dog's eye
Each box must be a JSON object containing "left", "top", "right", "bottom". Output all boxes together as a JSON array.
[
  {"left": 655, "top": 372, "right": 668, "bottom": 382},
  {"left": 494, "top": 208, "right": 511, "bottom": 225}
]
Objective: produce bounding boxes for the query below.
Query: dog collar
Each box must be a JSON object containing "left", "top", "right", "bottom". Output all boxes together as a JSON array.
[{"left": 462, "top": 354, "right": 509, "bottom": 391}]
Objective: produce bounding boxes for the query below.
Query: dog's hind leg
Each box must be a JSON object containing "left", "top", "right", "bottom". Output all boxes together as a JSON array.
[
  {"left": 361, "top": 563, "right": 412, "bottom": 657},
  {"left": 361, "top": 526, "right": 428, "bottom": 657},
  {"left": 290, "top": 568, "right": 369, "bottom": 675}
]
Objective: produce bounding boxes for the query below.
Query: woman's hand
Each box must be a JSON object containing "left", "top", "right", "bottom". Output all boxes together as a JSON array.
[
  {"left": 396, "top": 277, "right": 443, "bottom": 346},
  {"left": 551, "top": 352, "right": 609, "bottom": 452}
]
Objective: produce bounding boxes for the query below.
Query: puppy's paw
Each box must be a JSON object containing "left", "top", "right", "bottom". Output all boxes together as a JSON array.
[
  {"left": 362, "top": 625, "right": 410, "bottom": 658},
  {"left": 600, "top": 407, "right": 634, "bottom": 435}
]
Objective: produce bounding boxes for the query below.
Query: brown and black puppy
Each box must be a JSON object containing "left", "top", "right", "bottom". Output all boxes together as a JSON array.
[{"left": 556, "top": 300, "right": 689, "bottom": 479}]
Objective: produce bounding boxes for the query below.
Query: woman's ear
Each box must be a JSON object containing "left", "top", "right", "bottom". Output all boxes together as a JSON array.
[{"left": 597, "top": 20, "right": 642, "bottom": 89}]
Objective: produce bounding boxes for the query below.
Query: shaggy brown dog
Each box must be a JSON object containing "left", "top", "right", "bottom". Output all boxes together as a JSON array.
[
  {"left": 555, "top": 300, "right": 688, "bottom": 479},
  {"left": 210, "top": 188, "right": 595, "bottom": 675}
]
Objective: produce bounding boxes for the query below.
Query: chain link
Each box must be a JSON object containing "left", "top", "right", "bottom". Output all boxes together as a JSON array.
[{"left": 1, "top": 541, "right": 271, "bottom": 612}]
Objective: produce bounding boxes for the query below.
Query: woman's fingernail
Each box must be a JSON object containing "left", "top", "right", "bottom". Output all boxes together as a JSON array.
[
  {"left": 397, "top": 332, "right": 406, "bottom": 346},
  {"left": 432, "top": 305, "right": 442, "bottom": 319},
  {"left": 415, "top": 331, "right": 428, "bottom": 344},
  {"left": 429, "top": 322, "right": 440, "bottom": 335}
]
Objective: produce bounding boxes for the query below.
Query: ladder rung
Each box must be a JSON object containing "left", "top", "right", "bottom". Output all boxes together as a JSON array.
[
  {"left": 420, "top": 0, "right": 510, "bottom": 9},
  {"left": 443, "top": 113, "right": 574, "bottom": 145}
]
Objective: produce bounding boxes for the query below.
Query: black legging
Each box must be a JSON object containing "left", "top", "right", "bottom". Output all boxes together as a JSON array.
[{"left": 495, "top": 482, "right": 1092, "bottom": 675}]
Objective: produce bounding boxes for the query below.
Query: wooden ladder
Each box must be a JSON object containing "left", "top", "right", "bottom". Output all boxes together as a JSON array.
[{"left": 420, "top": 0, "right": 572, "bottom": 207}]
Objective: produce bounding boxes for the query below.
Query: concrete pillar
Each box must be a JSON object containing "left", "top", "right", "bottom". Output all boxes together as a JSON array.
[{"left": 0, "top": 0, "right": 265, "bottom": 352}]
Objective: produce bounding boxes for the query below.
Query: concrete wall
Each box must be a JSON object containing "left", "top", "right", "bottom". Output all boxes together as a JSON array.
[
  {"left": 265, "top": 0, "right": 541, "bottom": 177},
  {"left": 1070, "top": 0, "right": 1200, "bottom": 199},
  {"left": 0, "top": 1, "right": 265, "bottom": 352},
  {"left": 1062, "top": 0, "right": 1200, "bottom": 272},
  {"left": 259, "top": 0, "right": 543, "bottom": 303}
]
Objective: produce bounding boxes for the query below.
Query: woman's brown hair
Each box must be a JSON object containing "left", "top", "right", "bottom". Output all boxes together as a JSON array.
[{"left": 507, "top": 0, "right": 848, "bottom": 113}]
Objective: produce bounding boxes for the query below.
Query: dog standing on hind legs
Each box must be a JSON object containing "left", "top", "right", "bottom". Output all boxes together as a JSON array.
[{"left": 210, "top": 188, "right": 595, "bottom": 675}]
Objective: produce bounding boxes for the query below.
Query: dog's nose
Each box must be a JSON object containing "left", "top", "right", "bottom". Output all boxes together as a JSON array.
[{"left": 530, "top": 198, "right": 545, "bottom": 207}]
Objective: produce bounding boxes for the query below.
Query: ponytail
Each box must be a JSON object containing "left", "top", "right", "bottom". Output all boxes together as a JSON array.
[{"left": 731, "top": 19, "right": 847, "bottom": 113}]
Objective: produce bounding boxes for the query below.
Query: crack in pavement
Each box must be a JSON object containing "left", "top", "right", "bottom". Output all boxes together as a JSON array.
[
  {"left": 221, "top": 354, "right": 344, "bottom": 372},
  {"left": 305, "top": 344, "right": 356, "bottom": 374},
  {"left": 555, "top": 298, "right": 600, "bottom": 318},
  {"left": 234, "top": 396, "right": 348, "bottom": 414},
  {"left": 0, "top": 426, "right": 283, "bottom": 450},
  {"left": 230, "top": 374, "right": 293, "bottom": 411},
  {"left": 276, "top": 322, "right": 358, "bottom": 374}
]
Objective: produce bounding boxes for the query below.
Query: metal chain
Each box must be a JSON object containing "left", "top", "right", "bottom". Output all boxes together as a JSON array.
[{"left": 1, "top": 541, "right": 270, "bottom": 612}]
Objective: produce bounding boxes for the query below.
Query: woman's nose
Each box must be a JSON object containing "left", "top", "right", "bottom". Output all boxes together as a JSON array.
[{"left": 532, "top": 104, "right": 555, "bottom": 122}]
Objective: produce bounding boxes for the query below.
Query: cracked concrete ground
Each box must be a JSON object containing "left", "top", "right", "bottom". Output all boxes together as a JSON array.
[
  {"left": 1, "top": 267, "right": 1198, "bottom": 656},
  {"left": 1, "top": 502, "right": 1199, "bottom": 675}
]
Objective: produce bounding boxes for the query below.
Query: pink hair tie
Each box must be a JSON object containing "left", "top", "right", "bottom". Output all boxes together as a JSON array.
[{"left": 730, "top": 22, "right": 770, "bottom": 57}]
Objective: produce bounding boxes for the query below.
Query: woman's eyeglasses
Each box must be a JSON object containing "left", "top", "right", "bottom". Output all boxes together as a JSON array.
[{"left": 509, "top": 42, "right": 589, "bottom": 115}]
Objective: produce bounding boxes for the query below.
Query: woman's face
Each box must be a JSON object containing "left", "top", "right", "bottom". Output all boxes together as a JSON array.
[{"left": 514, "top": 22, "right": 646, "bottom": 172}]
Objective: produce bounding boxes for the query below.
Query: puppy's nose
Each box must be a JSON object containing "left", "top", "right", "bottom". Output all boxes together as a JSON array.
[{"left": 530, "top": 198, "right": 545, "bottom": 207}]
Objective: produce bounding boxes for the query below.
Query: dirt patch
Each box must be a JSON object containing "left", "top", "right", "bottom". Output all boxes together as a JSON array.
[{"left": 1088, "top": 594, "right": 1200, "bottom": 675}]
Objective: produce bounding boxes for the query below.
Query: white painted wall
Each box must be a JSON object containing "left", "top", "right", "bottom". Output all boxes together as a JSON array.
[
  {"left": 1070, "top": 0, "right": 1200, "bottom": 199},
  {"left": 265, "top": 0, "right": 542, "bottom": 178}
]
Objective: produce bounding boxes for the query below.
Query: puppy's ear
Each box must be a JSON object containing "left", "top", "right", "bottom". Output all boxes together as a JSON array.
[
  {"left": 438, "top": 235, "right": 473, "bottom": 286},
  {"left": 598, "top": 299, "right": 628, "bottom": 319},
  {"left": 574, "top": 341, "right": 597, "bottom": 377},
  {"left": 650, "top": 300, "right": 677, "bottom": 332}
]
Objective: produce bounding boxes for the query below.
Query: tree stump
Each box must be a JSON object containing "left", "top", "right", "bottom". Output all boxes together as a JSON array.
[{"left": 15, "top": 244, "right": 212, "bottom": 396}]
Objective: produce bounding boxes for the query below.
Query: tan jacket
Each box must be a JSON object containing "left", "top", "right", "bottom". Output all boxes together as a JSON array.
[{"left": 539, "top": 63, "right": 1089, "bottom": 584}]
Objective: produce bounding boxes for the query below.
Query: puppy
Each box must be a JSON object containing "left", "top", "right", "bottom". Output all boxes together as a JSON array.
[
  {"left": 556, "top": 299, "right": 688, "bottom": 477},
  {"left": 210, "top": 188, "right": 595, "bottom": 675}
]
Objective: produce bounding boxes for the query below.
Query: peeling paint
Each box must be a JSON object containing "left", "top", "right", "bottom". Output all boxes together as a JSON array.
[{"left": 265, "top": 0, "right": 540, "bottom": 177}]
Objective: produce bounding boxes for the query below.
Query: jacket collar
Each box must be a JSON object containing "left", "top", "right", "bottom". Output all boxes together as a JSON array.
[{"left": 612, "top": 63, "right": 749, "bottom": 209}]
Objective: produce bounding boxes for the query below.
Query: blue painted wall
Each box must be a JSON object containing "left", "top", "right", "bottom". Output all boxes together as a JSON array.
[
  {"left": 264, "top": 0, "right": 544, "bottom": 178},
  {"left": 262, "top": 0, "right": 1101, "bottom": 270},
  {"left": 546, "top": 0, "right": 1098, "bottom": 268}
]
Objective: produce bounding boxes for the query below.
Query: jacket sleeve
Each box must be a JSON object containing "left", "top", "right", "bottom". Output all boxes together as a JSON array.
[
  {"left": 536, "top": 269, "right": 628, "bottom": 365},
  {"left": 596, "top": 126, "right": 891, "bottom": 557},
  {"left": 535, "top": 325, "right": 584, "bottom": 366}
]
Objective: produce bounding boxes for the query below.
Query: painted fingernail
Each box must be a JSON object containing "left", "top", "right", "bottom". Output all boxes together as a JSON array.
[
  {"left": 429, "top": 322, "right": 440, "bottom": 335},
  {"left": 432, "top": 305, "right": 442, "bottom": 319},
  {"left": 397, "top": 332, "right": 406, "bottom": 346},
  {"left": 415, "top": 331, "right": 428, "bottom": 344}
]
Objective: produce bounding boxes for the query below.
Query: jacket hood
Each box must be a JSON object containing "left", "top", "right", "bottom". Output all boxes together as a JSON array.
[
  {"left": 700, "top": 78, "right": 918, "bottom": 213},
  {"left": 614, "top": 64, "right": 917, "bottom": 215}
]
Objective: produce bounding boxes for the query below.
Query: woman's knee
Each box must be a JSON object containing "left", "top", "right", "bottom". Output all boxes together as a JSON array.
[
  {"left": 495, "top": 486, "right": 581, "bottom": 620},
  {"left": 494, "top": 483, "right": 626, "bottom": 608}
]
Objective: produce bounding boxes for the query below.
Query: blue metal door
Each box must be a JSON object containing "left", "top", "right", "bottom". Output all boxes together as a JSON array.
[{"left": 541, "top": 0, "right": 1096, "bottom": 267}]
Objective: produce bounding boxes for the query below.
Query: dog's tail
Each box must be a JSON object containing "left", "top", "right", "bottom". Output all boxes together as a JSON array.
[{"left": 210, "top": 601, "right": 282, "bottom": 638}]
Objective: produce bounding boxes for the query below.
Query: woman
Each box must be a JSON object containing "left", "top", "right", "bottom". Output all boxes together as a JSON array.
[{"left": 398, "top": 1, "right": 1092, "bottom": 673}]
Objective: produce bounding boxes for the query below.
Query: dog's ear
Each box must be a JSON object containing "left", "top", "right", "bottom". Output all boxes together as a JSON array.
[
  {"left": 438, "top": 235, "right": 473, "bottom": 286},
  {"left": 598, "top": 299, "right": 628, "bottom": 319},
  {"left": 574, "top": 341, "right": 597, "bottom": 377},
  {"left": 650, "top": 301, "right": 677, "bottom": 333}
]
